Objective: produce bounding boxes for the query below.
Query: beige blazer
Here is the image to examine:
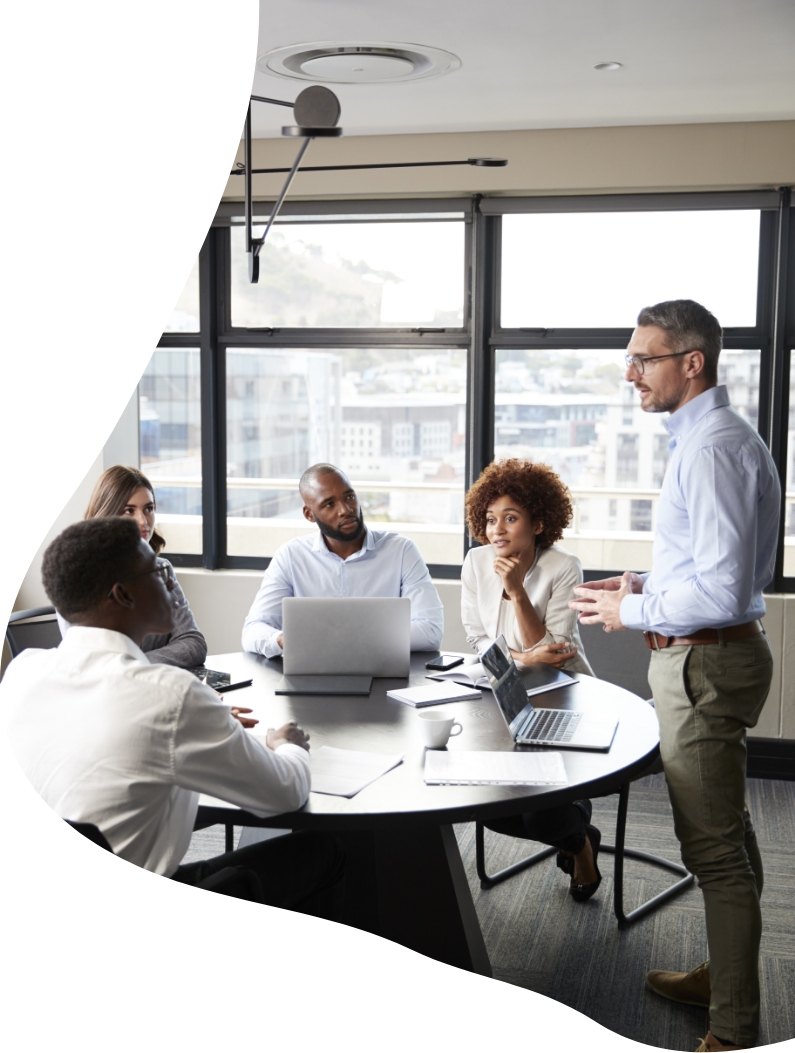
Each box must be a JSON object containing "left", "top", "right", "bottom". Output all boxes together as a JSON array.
[{"left": 460, "top": 543, "right": 594, "bottom": 676}]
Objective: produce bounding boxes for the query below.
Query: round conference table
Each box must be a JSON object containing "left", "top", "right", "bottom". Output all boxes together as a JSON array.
[{"left": 196, "top": 650, "right": 660, "bottom": 977}]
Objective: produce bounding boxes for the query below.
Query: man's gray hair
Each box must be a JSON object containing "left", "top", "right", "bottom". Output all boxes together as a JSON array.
[{"left": 636, "top": 299, "right": 722, "bottom": 384}]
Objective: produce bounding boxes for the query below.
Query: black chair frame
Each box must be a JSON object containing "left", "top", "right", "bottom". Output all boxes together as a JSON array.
[
  {"left": 475, "top": 780, "right": 694, "bottom": 927},
  {"left": 65, "top": 820, "right": 262, "bottom": 901},
  {"left": 6, "top": 605, "right": 61, "bottom": 658}
]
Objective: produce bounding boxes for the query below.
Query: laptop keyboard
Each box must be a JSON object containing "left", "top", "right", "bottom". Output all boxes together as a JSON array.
[{"left": 519, "top": 709, "right": 581, "bottom": 743}]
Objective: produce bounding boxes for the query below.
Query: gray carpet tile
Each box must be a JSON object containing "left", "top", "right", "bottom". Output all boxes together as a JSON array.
[
  {"left": 183, "top": 775, "right": 794, "bottom": 1049},
  {"left": 455, "top": 774, "right": 795, "bottom": 1051}
]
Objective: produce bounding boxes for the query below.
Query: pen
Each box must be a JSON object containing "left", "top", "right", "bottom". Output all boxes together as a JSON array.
[{"left": 217, "top": 680, "right": 254, "bottom": 693}]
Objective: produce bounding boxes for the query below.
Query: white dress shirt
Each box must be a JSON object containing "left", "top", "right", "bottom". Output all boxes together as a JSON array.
[
  {"left": 620, "top": 386, "right": 780, "bottom": 636},
  {"left": 242, "top": 527, "right": 444, "bottom": 658},
  {"left": 461, "top": 543, "right": 594, "bottom": 676},
  {"left": 0, "top": 627, "right": 310, "bottom": 876}
]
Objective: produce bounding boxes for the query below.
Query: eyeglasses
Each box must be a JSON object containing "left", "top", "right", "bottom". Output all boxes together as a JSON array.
[
  {"left": 110, "top": 559, "right": 174, "bottom": 597},
  {"left": 624, "top": 349, "right": 698, "bottom": 376}
]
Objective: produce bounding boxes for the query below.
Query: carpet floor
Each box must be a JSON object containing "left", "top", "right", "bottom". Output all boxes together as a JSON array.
[{"left": 184, "top": 774, "right": 795, "bottom": 1050}]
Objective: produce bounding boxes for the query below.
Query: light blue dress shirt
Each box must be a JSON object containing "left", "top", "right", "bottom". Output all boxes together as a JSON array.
[
  {"left": 620, "top": 385, "right": 780, "bottom": 637},
  {"left": 242, "top": 527, "right": 444, "bottom": 658}
]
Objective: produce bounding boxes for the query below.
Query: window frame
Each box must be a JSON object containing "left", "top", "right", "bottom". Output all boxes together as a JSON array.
[{"left": 152, "top": 189, "right": 795, "bottom": 589}]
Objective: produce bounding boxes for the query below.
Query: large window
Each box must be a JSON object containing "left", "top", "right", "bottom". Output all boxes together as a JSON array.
[
  {"left": 224, "top": 346, "right": 465, "bottom": 563},
  {"left": 141, "top": 190, "right": 795, "bottom": 586},
  {"left": 139, "top": 347, "right": 202, "bottom": 555},
  {"left": 230, "top": 220, "right": 465, "bottom": 329}
]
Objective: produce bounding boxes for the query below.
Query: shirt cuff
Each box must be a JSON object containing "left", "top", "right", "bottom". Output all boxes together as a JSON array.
[
  {"left": 259, "top": 631, "right": 284, "bottom": 659},
  {"left": 620, "top": 593, "right": 646, "bottom": 631}
]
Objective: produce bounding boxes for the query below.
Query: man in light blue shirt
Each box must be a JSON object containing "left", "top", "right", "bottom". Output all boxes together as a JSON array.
[
  {"left": 242, "top": 464, "right": 444, "bottom": 658},
  {"left": 571, "top": 300, "right": 780, "bottom": 1052}
]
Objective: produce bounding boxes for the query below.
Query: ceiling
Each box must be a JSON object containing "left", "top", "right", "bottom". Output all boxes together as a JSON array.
[{"left": 250, "top": 0, "right": 795, "bottom": 137}]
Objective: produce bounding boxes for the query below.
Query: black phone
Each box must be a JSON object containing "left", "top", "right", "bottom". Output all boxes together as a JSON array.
[
  {"left": 425, "top": 654, "right": 465, "bottom": 671},
  {"left": 191, "top": 667, "right": 232, "bottom": 690}
]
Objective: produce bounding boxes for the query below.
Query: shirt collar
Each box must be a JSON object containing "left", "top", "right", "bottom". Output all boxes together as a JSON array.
[
  {"left": 61, "top": 625, "right": 149, "bottom": 663},
  {"left": 312, "top": 524, "right": 373, "bottom": 558},
  {"left": 664, "top": 384, "right": 730, "bottom": 440}
]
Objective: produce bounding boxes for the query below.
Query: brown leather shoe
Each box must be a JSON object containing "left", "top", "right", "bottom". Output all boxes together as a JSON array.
[
  {"left": 646, "top": 960, "right": 710, "bottom": 1007},
  {"left": 694, "top": 1031, "right": 748, "bottom": 1050}
]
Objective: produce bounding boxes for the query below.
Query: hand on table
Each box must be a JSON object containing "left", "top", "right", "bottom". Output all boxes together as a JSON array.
[
  {"left": 512, "top": 641, "right": 578, "bottom": 669},
  {"left": 266, "top": 721, "right": 310, "bottom": 752},
  {"left": 569, "top": 571, "right": 643, "bottom": 632},
  {"left": 231, "top": 706, "right": 259, "bottom": 729}
]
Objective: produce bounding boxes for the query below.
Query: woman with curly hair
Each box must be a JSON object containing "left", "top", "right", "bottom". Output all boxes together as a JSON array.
[
  {"left": 56, "top": 465, "right": 207, "bottom": 670},
  {"left": 462, "top": 458, "right": 600, "bottom": 900}
]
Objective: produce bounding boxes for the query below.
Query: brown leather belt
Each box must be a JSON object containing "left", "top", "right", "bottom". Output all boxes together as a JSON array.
[{"left": 644, "top": 620, "right": 763, "bottom": 650}]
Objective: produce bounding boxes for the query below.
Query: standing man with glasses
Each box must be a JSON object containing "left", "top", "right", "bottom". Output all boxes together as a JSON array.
[{"left": 570, "top": 300, "right": 780, "bottom": 1052}]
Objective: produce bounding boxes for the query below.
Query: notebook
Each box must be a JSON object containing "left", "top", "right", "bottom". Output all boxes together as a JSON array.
[
  {"left": 424, "top": 750, "right": 567, "bottom": 786},
  {"left": 428, "top": 656, "right": 575, "bottom": 698},
  {"left": 386, "top": 682, "right": 481, "bottom": 707}
]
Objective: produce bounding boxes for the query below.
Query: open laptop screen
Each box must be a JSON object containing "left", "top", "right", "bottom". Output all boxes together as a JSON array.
[{"left": 481, "top": 637, "right": 535, "bottom": 725}]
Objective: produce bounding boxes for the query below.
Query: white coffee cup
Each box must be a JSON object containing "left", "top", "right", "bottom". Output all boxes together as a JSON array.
[{"left": 418, "top": 711, "right": 463, "bottom": 749}]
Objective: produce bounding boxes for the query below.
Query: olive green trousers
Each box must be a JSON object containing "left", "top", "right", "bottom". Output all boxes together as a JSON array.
[{"left": 648, "top": 632, "right": 773, "bottom": 1048}]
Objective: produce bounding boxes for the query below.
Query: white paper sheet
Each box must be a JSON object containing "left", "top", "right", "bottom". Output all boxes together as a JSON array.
[
  {"left": 309, "top": 746, "right": 404, "bottom": 798},
  {"left": 424, "top": 750, "right": 567, "bottom": 786}
]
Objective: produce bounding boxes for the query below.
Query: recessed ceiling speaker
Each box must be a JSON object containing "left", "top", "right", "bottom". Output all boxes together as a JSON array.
[{"left": 259, "top": 42, "right": 462, "bottom": 84}]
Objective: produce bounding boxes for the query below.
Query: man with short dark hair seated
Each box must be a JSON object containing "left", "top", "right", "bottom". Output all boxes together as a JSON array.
[
  {"left": 242, "top": 463, "right": 444, "bottom": 657},
  {"left": 1, "top": 517, "right": 343, "bottom": 917}
]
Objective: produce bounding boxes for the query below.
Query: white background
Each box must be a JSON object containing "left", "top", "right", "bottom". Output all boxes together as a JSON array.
[{"left": 0, "top": 4, "right": 788, "bottom": 1051}]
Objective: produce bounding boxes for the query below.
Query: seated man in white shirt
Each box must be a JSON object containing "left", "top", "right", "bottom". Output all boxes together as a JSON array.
[
  {"left": 1, "top": 517, "right": 344, "bottom": 918},
  {"left": 242, "top": 463, "right": 444, "bottom": 658}
]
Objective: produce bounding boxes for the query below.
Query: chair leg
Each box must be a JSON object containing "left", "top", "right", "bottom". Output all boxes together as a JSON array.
[
  {"left": 599, "top": 782, "right": 694, "bottom": 928},
  {"left": 225, "top": 823, "right": 235, "bottom": 853},
  {"left": 475, "top": 821, "right": 556, "bottom": 890},
  {"left": 476, "top": 783, "right": 694, "bottom": 928}
]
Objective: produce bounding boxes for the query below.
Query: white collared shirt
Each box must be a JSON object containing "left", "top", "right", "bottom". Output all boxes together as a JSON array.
[
  {"left": 0, "top": 627, "right": 310, "bottom": 876},
  {"left": 241, "top": 527, "right": 444, "bottom": 658}
]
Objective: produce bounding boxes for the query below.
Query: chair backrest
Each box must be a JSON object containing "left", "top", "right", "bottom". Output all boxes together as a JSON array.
[
  {"left": 65, "top": 819, "right": 114, "bottom": 853},
  {"left": 6, "top": 606, "right": 62, "bottom": 659},
  {"left": 578, "top": 621, "right": 651, "bottom": 699}
]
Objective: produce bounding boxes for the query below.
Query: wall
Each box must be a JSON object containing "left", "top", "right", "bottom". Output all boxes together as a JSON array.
[
  {"left": 171, "top": 567, "right": 788, "bottom": 740},
  {"left": 225, "top": 120, "right": 795, "bottom": 202}
]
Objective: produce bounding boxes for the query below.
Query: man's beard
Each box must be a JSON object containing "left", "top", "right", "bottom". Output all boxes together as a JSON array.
[{"left": 316, "top": 509, "right": 366, "bottom": 544}]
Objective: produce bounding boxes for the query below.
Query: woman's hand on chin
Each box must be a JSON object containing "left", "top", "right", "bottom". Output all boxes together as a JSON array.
[
  {"left": 511, "top": 641, "right": 577, "bottom": 669},
  {"left": 493, "top": 554, "right": 527, "bottom": 599}
]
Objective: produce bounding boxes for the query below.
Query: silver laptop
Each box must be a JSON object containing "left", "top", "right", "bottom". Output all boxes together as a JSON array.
[
  {"left": 482, "top": 636, "right": 617, "bottom": 751},
  {"left": 282, "top": 597, "right": 411, "bottom": 677}
]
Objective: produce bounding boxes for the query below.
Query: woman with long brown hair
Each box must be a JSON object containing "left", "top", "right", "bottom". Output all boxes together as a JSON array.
[
  {"left": 462, "top": 458, "right": 600, "bottom": 901},
  {"left": 56, "top": 465, "right": 207, "bottom": 669}
]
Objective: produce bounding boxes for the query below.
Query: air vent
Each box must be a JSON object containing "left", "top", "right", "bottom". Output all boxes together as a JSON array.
[{"left": 258, "top": 42, "right": 461, "bottom": 84}]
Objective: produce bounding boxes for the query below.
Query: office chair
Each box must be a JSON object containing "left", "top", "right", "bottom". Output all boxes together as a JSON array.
[
  {"left": 65, "top": 820, "right": 264, "bottom": 903},
  {"left": 6, "top": 606, "right": 62, "bottom": 658},
  {"left": 476, "top": 626, "right": 693, "bottom": 927}
]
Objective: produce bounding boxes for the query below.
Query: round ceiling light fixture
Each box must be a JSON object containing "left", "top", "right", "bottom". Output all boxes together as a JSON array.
[
  {"left": 593, "top": 61, "right": 623, "bottom": 71},
  {"left": 258, "top": 42, "right": 462, "bottom": 84}
]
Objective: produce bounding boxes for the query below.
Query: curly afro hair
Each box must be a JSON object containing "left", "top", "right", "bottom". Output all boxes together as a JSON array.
[
  {"left": 465, "top": 458, "right": 573, "bottom": 549},
  {"left": 42, "top": 518, "right": 142, "bottom": 619}
]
